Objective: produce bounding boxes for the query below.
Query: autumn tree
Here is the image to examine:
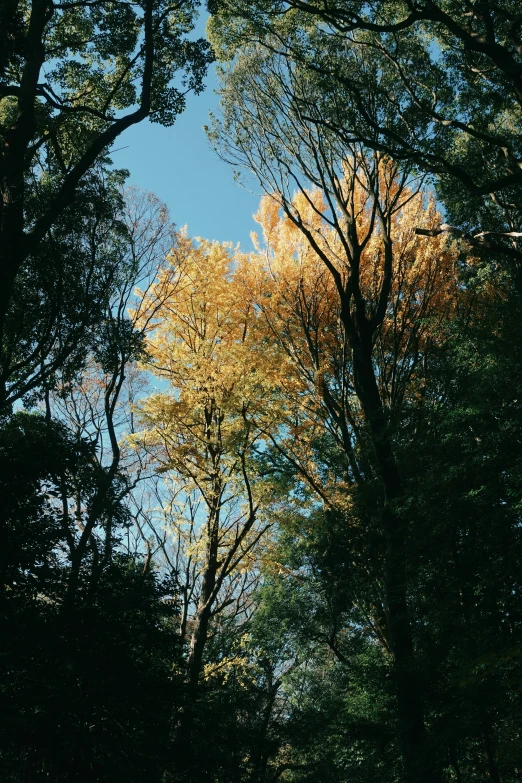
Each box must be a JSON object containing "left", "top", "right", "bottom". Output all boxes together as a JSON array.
[
  {"left": 211, "top": 52, "right": 467, "bottom": 775},
  {"left": 3, "top": 0, "right": 522, "bottom": 776},
  {"left": 129, "top": 233, "right": 285, "bottom": 779},
  {"left": 231, "top": 175, "right": 461, "bottom": 682},
  {"left": 208, "top": 30, "right": 522, "bottom": 773},
  {"left": 230, "top": 174, "right": 522, "bottom": 781},
  {"left": 238, "top": 182, "right": 459, "bottom": 489}
]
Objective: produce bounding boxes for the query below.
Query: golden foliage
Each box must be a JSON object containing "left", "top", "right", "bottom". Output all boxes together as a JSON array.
[
  {"left": 230, "top": 165, "right": 464, "bottom": 506},
  {"left": 244, "top": 183, "right": 460, "bottom": 411},
  {"left": 128, "top": 233, "right": 281, "bottom": 626},
  {"left": 130, "top": 234, "right": 272, "bottom": 477},
  {"left": 130, "top": 163, "right": 464, "bottom": 541}
]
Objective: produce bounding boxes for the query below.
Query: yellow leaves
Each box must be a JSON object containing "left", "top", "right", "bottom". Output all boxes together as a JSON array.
[
  {"left": 252, "top": 195, "right": 281, "bottom": 249},
  {"left": 209, "top": 165, "right": 465, "bottom": 512},
  {"left": 184, "top": 533, "right": 210, "bottom": 562},
  {"left": 129, "top": 165, "right": 463, "bottom": 574},
  {"left": 138, "top": 236, "right": 268, "bottom": 417},
  {"left": 244, "top": 175, "right": 461, "bottom": 415},
  {"left": 130, "top": 234, "right": 277, "bottom": 483},
  {"left": 202, "top": 634, "right": 259, "bottom": 688}
]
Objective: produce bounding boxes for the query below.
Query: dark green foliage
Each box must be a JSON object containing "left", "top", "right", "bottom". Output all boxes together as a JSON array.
[
  {"left": 243, "top": 285, "right": 522, "bottom": 780},
  {"left": 250, "top": 507, "right": 399, "bottom": 782},
  {"left": 209, "top": 0, "right": 522, "bottom": 267},
  {"left": 204, "top": 1, "right": 522, "bottom": 777},
  {"left": 0, "top": 0, "right": 214, "bottom": 367},
  {"left": 1, "top": 560, "right": 181, "bottom": 783},
  {"left": 398, "top": 292, "right": 522, "bottom": 780},
  {"left": 2, "top": 167, "right": 129, "bottom": 408},
  {"left": 0, "top": 413, "right": 182, "bottom": 783}
]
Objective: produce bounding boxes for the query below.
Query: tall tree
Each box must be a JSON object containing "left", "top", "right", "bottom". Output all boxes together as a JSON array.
[
  {"left": 0, "top": 0, "right": 213, "bottom": 355},
  {"left": 211, "top": 59, "right": 464, "bottom": 774},
  {"left": 0, "top": 188, "right": 183, "bottom": 783},
  {"left": 208, "top": 0, "right": 522, "bottom": 268},
  {"left": 1, "top": 166, "right": 126, "bottom": 409},
  {"left": 129, "top": 234, "right": 280, "bottom": 779}
]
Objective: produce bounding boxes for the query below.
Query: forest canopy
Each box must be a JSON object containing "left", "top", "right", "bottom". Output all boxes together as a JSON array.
[{"left": 1, "top": 2, "right": 522, "bottom": 783}]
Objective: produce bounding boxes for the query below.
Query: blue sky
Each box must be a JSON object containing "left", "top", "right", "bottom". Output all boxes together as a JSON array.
[{"left": 114, "top": 17, "right": 261, "bottom": 250}]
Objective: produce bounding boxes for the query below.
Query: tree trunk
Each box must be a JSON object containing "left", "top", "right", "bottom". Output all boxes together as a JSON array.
[
  {"left": 172, "top": 510, "right": 219, "bottom": 782},
  {"left": 351, "top": 333, "right": 440, "bottom": 783},
  {"left": 483, "top": 725, "right": 501, "bottom": 783},
  {"left": 187, "top": 592, "right": 214, "bottom": 694},
  {"left": 0, "top": 0, "right": 50, "bottom": 350}
]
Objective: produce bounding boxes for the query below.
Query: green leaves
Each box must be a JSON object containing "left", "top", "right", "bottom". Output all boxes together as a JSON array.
[{"left": 210, "top": 0, "right": 522, "bottom": 269}]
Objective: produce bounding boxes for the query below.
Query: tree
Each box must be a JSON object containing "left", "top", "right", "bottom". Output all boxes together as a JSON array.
[
  {"left": 38, "top": 187, "right": 175, "bottom": 604},
  {"left": 212, "top": 66, "right": 462, "bottom": 771},
  {"left": 251, "top": 504, "right": 401, "bottom": 783},
  {"left": 238, "top": 186, "right": 459, "bottom": 488},
  {"left": 1, "top": 166, "right": 126, "bottom": 410},
  {"left": 396, "top": 277, "right": 522, "bottom": 782},
  {"left": 0, "top": 188, "right": 184, "bottom": 783},
  {"left": 0, "top": 0, "right": 213, "bottom": 349},
  {"left": 208, "top": 0, "right": 522, "bottom": 268},
  {"left": 0, "top": 411, "right": 182, "bottom": 783},
  {"left": 206, "top": 8, "right": 522, "bottom": 775},
  {"left": 230, "top": 182, "right": 522, "bottom": 780},
  {"left": 129, "top": 234, "right": 281, "bottom": 779}
]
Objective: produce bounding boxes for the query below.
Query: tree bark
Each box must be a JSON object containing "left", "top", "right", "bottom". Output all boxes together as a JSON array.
[
  {"left": 349, "top": 321, "right": 440, "bottom": 783},
  {"left": 172, "top": 497, "right": 220, "bottom": 782},
  {"left": 186, "top": 562, "right": 217, "bottom": 694}
]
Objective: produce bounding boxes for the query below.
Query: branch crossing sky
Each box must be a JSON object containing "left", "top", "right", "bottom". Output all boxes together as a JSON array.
[{"left": 116, "top": 13, "right": 260, "bottom": 250}]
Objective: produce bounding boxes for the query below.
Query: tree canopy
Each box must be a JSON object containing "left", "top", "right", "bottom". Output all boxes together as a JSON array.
[{"left": 1, "top": 2, "right": 522, "bottom": 782}]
